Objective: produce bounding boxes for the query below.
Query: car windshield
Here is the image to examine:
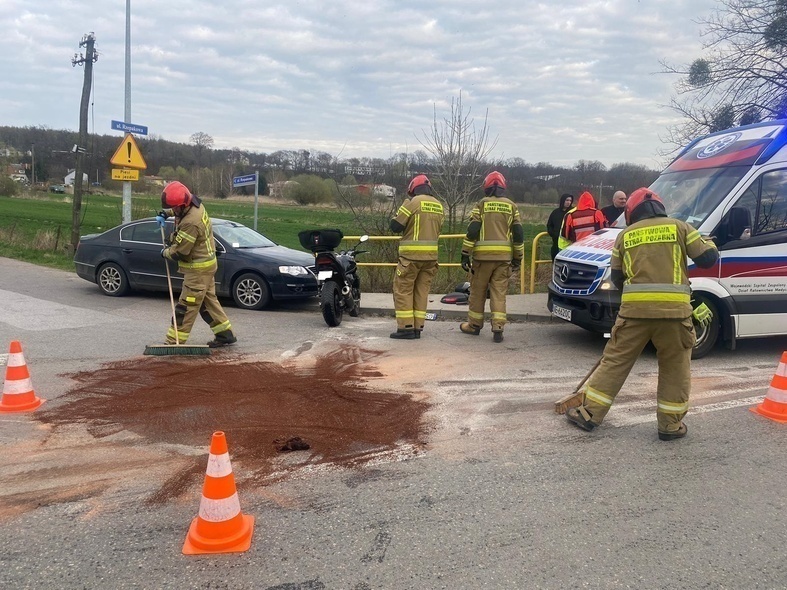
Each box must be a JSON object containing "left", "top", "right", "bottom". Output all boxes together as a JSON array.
[
  {"left": 644, "top": 166, "right": 750, "bottom": 228},
  {"left": 214, "top": 224, "right": 276, "bottom": 248}
]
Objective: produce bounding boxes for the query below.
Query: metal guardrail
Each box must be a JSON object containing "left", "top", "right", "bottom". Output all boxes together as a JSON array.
[
  {"left": 529, "top": 231, "right": 552, "bottom": 294},
  {"left": 341, "top": 232, "right": 552, "bottom": 294}
]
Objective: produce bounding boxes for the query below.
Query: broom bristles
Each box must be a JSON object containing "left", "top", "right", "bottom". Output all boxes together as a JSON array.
[{"left": 143, "top": 344, "right": 211, "bottom": 356}]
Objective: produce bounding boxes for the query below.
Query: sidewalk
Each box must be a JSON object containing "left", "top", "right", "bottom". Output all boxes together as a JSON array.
[{"left": 361, "top": 292, "right": 554, "bottom": 323}]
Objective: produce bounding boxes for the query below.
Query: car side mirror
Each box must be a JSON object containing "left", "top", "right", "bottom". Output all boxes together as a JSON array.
[{"left": 725, "top": 206, "right": 752, "bottom": 241}]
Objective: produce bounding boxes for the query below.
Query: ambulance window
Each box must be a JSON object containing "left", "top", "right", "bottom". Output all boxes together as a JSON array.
[
  {"left": 735, "top": 182, "right": 759, "bottom": 234},
  {"left": 757, "top": 170, "right": 787, "bottom": 234}
]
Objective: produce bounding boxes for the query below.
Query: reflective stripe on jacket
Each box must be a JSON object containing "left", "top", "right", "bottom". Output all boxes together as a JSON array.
[
  {"left": 393, "top": 195, "right": 445, "bottom": 260},
  {"left": 462, "top": 197, "right": 524, "bottom": 262},
  {"left": 613, "top": 217, "right": 717, "bottom": 319},
  {"left": 169, "top": 205, "right": 217, "bottom": 273}
]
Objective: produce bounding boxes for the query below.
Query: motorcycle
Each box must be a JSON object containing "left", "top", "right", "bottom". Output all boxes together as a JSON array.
[{"left": 298, "top": 229, "right": 369, "bottom": 327}]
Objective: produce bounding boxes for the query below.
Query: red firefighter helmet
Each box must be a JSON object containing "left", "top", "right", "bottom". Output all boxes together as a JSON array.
[
  {"left": 625, "top": 187, "right": 666, "bottom": 225},
  {"left": 483, "top": 171, "right": 507, "bottom": 191},
  {"left": 161, "top": 181, "right": 192, "bottom": 208},
  {"left": 407, "top": 174, "right": 431, "bottom": 196}
]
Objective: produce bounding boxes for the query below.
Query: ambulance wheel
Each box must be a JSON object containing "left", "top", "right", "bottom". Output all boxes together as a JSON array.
[{"left": 691, "top": 296, "right": 719, "bottom": 360}]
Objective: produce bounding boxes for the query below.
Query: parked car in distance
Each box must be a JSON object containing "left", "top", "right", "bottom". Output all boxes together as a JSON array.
[
  {"left": 74, "top": 217, "right": 318, "bottom": 310},
  {"left": 49, "top": 184, "right": 66, "bottom": 194}
]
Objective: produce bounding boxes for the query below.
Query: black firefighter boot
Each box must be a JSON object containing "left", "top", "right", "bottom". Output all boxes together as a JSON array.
[
  {"left": 208, "top": 329, "right": 237, "bottom": 348},
  {"left": 390, "top": 327, "right": 417, "bottom": 339}
]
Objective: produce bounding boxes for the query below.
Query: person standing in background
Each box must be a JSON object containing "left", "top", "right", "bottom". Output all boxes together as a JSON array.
[
  {"left": 547, "top": 193, "right": 574, "bottom": 260},
  {"left": 459, "top": 172, "right": 524, "bottom": 343},
  {"left": 389, "top": 175, "right": 445, "bottom": 339},
  {"left": 601, "top": 190, "right": 627, "bottom": 226}
]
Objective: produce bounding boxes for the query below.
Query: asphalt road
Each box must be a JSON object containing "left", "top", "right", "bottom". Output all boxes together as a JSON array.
[{"left": 1, "top": 257, "right": 786, "bottom": 589}]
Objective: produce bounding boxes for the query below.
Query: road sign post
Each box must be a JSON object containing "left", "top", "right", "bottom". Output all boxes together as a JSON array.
[
  {"left": 110, "top": 118, "right": 148, "bottom": 223},
  {"left": 233, "top": 172, "right": 260, "bottom": 231}
]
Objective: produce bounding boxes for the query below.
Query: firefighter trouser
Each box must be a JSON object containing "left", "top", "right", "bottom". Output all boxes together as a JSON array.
[
  {"left": 581, "top": 316, "right": 696, "bottom": 433},
  {"left": 166, "top": 270, "right": 232, "bottom": 344},
  {"left": 467, "top": 260, "right": 511, "bottom": 332},
  {"left": 393, "top": 257, "right": 439, "bottom": 330}
]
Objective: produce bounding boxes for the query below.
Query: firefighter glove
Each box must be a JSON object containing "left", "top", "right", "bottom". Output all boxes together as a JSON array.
[
  {"left": 155, "top": 214, "right": 167, "bottom": 228},
  {"left": 511, "top": 258, "right": 521, "bottom": 270},
  {"left": 692, "top": 302, "right": 712, "bottom": 327},
  {"left": 461, "top": 254, "right": 471, "bottom": 273},
  {"left": 160, "top": 248, "right": 168, "bottom": 259}
]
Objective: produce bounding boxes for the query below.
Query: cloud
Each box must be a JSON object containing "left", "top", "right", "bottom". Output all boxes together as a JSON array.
[{"left": 0, "top": 0, "right": 718, "bottom": 167}]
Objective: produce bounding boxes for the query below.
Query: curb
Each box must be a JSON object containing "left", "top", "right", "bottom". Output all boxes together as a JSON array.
[{"left": 361, "top": 307, "right": 557, "bottom": 324}]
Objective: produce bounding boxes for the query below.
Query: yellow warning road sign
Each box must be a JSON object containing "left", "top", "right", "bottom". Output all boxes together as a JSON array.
[
  {"left": 110, "top": 133, "right": 147, "bottom": 170},
  {"left": 111, "top": 168, "right": 140, "bottom": 181}
]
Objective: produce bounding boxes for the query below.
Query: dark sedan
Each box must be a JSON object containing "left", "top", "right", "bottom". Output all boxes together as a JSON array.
[{"left": 74, "top": 218, "right": 318, "bottom": 310}]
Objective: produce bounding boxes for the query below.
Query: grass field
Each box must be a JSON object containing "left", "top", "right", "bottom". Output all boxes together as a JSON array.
[{"left": 0, "top": 191, "right": 553, "bottom": 292}]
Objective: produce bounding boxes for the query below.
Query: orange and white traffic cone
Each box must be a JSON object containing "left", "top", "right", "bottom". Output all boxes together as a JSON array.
[
  {"left": 751, "top": 351, "right": 787, "bottom": 424},
  {"left": 0, "top": 341, "right": 44, "bottom": 413},
  {"left": 182, "top": 431, "right": 254, "bottom": 555}
]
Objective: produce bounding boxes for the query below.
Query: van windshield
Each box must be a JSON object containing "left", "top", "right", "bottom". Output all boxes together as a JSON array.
[{"left": 644, "top": 166, "right": 749, "bottom": 228}]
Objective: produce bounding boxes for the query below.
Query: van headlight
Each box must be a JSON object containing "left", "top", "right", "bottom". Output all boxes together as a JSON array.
[
  {"left": 279, "top": 265, "right": 309, "bottom": 276},
  {"left": 598, "top": 267, "right": 617, "bottom": 290}
]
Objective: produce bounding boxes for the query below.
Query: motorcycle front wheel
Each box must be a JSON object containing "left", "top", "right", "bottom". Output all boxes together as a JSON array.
[{"left": 320, "top": 280, "right": 343, "bottom": 327}]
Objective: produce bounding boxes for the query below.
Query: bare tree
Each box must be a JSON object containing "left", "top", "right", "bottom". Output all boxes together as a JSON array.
[
  {"left": 418, "top": 93, "right": 498, "bottom": 237},
  {"left": 190, "top": 131, "right": 214, "bottom": 167},
  {"left": 661, "top": 0, "right": 787, "bottom": 150}
]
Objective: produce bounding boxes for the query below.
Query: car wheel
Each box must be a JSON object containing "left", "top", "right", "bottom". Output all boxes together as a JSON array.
[
  {"left": 97, "top": 262, "right": 130, "bottom": 297},
  {"left": 691, "top": 295, "right": 720, "bottom": 360},
  {"left": 232, "top": 272, "right": 272, "bottom": 310}
]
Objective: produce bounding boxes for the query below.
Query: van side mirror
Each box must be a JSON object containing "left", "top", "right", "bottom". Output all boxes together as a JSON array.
[{"left": 726, "top": 207, "right": 751, "bottom": 241}]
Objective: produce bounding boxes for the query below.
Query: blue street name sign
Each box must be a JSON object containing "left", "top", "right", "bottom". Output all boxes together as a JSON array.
[
  {"left": 111, "top": 120, "right": 148, "bottom": 135},
  {"left": 233, "top": 174, "right": 257, "bottom": 187}
]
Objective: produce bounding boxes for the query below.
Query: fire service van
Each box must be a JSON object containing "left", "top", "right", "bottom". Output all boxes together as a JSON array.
[{"left": 548, "top": 120, "right": 787, "bottom": 358}]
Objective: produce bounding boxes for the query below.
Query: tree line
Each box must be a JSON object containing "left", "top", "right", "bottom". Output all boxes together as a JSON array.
[{"left": 0, "top": 124, "right": 658, "bottom": 207}]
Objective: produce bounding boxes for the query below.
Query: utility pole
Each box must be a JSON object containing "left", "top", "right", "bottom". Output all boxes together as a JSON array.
[
  {"left": 71, "top": 33, "right": 98, "bottom": 252},
  {"left": 123, "top": 0, "right": 132, "bottom": 223}
]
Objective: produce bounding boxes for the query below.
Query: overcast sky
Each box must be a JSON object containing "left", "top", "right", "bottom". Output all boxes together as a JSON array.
[{"left": 1, "top": 0, "right": 719, "bottom": 169}]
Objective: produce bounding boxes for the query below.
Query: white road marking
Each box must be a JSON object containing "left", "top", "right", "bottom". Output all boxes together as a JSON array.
[{"left": 607, "top": 395, "right": 765, "bottom": 428}]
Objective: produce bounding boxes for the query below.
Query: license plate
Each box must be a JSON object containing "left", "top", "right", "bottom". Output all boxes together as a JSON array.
[
  {"left": 552, "top": 304, "right": 572, "bottom": 322},
  {"left": 317, "top": 270, "right": 333, "bottom": 281},
  {"left": 424, "top": 312, "right": 437, "bottom": 321}
]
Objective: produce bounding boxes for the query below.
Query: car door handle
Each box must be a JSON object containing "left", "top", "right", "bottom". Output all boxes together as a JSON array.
[{"left": 122, "top": 248, "right": 133, "bottom": 254}]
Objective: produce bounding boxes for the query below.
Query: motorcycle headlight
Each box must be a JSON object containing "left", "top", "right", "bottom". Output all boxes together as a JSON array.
[{"left": 279, "top": 265, "right": 309, "bottom": 276}]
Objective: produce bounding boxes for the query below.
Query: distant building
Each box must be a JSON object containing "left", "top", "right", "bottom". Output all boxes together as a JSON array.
[
  {"left": 358, "top": 183, "right": 396, "bottom": 198},
  {"left": 64, "top": 169, "right": 89, "bottom": 186}
]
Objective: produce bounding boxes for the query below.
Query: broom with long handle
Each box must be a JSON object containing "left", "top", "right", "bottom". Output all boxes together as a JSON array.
[
  {"left": 554, "top": 357, "right": 601, "bottom": 414},
  {"left": 162, "top": 224, "right": 180, "bottom": 346},
  {"left": 143, "top": 222, "right": 210, "bottom": 356}
]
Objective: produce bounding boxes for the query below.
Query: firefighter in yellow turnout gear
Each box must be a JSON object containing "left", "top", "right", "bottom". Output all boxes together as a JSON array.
[
  {"left": 158, "top": 181, "right": 237, "bottom": 348},
  {"left": 566, "top": 188, "right": 718, "bottom": 440},
  {"left": 460, "top": 172, "right": 525, "bottom": 343},
  {"left": 389, "top": 175, "right": 445, "bottom": 339}
]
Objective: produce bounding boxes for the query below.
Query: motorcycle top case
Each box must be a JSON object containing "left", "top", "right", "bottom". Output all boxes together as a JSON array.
[{"left": 298, "top": 229, "right": 344, "bottom": 252}]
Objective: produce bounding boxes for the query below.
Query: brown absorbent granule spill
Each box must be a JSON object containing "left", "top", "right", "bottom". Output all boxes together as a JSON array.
[{"left": 35, "top": 344, "right": 431, "bottom": 502}]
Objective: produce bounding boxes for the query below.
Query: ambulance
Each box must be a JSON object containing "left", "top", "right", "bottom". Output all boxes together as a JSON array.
[{"left": 548, "top": 120, "right": 787, "bottom": 358}]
